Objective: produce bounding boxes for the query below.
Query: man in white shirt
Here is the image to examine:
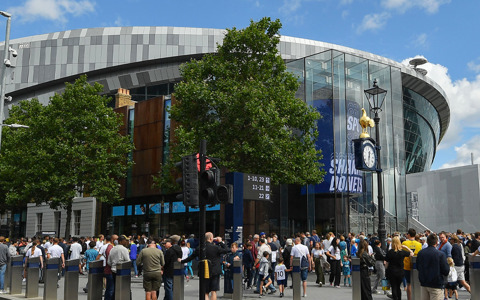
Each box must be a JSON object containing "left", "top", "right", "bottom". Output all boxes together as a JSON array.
[
  {"left": 47, "top": 238, "right": 65, "bottom": 281},
  {"left": 290, "top": 237, "right": 311, "bottom": 297},
  {"left": 96, "top": 235, "right": 105, "bottom": 250},
  {"left": 69, "top": 237, "right": 83, "bottom": 273},
  {"left": 107, "top": 235, "right": 130, "bottom": 274}
]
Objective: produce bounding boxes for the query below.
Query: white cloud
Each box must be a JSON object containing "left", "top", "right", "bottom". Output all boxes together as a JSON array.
[
  {"left": 356, "top": 12, "right": 390, "bottom": 33},
  {"left": 439, "top": 136, "right": 480, "bottom": 169},
  {"left": 279, "top": 0, "right": 303, "bottom": 15},
  {"left": 413, "top": 33, "right": 428, "bottom": 49},
  {"left": 8, "top": 0, "right": 95, "bottom": 23},
  {"left": 468, "top": 59, "right": 480, "bottom": 73},
  {"left": 381, "top": 0, "right": 450, "bottom": 14},
  {"left": 402, "top": 56, "right": 480, "bottom": 167}
]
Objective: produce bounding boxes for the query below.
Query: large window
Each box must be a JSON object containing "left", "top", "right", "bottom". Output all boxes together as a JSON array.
[
  {"left": 36, "top": 213, "right": 42, "bottom": 234},
  {"left": 73, "top": 210, "right": 81, "bottom": 236}
]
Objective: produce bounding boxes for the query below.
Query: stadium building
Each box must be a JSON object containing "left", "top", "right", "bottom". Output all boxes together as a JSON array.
[{"left": 1, "top": 26, "right": 449, "bottom": 238}]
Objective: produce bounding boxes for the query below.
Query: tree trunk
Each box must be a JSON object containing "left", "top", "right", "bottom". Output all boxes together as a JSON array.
[{"left": 64, "top": 202, "right": 72, "bottom": 238}]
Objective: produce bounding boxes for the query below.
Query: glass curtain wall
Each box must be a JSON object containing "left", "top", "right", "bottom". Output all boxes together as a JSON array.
[{"left": 287, "top": 50, "right": 405, "bottom": 235}]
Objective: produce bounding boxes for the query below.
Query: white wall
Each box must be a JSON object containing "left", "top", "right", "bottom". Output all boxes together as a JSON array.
[
  {"left": 406, "top": 164, "right": 480, "bottom": 233},
  {"left": 26, "top": 197, "right": 96, "bottom": 238}
]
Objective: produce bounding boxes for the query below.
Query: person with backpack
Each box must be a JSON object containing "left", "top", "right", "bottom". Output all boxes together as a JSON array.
[{"left": 290, "top": 237, "right": 311, "bottom": 297}]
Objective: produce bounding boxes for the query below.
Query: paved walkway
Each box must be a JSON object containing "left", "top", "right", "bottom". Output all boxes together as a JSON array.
[{"left": 0, "top": 272, "right": 472, "bottom": 299}]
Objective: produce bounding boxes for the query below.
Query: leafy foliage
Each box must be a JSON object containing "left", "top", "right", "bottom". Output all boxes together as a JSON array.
[
  {"left": 155, "top": 17, "right": 324, "bottom": 189},
  {"left": 0, "top": 75, "right": 133, "bottom": 235}
]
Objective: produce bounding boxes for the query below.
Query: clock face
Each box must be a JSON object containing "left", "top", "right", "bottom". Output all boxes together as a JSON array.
[{"left": 363, "top": 144, "right": 376, "bottom": 169}]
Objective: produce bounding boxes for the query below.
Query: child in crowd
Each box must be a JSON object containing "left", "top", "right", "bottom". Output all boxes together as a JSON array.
[
  {"left": 445, "top": 257, "right": 458, "bottom": 300},
  {"left": 259, "top": 252, "right": 272, "bottom": 297},
  {"left": 83, "top": 241, "right": 99, "bottom": 293},
  {"left": 342, "top": 255, "right": 351, "bottom": 287},
  {"left": 275, "top": 257, "right": 287, "bottom": 297}
]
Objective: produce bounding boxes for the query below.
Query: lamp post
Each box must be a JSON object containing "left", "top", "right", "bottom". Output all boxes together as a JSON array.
[
  {"left": 0, "top": 11, "right": 13, "bottom": 152},
  {"left": 364, "top": 79, "right": 388, "bottom": 250}
]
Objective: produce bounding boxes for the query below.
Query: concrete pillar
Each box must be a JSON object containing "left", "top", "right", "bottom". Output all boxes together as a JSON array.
[
  {"left": 173, "top": 261, "right": 184, "bottom": 300},
  {"left": 351, "top": 257, "right": 361, "bottom": 300},
  {"left": 232, "top": 259, "right": 243, "bottom": 300},
  {"left": 9, "top": 255, "right": 23, "bottom": 295},
  {"left": 292, "top": 257, "right": 301, "bottom": 300},
  {"left": 87, "top": 260, "right": 104, "bottom": 300},
  {"left": 25, "top": 256, "right": 40, "bottom": 298},
  {"left": 470, "top": 255, "right": 480, "bottom": 300},
  {"left": 115, "top": 261, "right": 132, "bottom": 300},
  {"left": 64, "top": 258, "right": 80, "bottom": 300},
  {"left": 411, "top": 256, "right": 421, "bottom": 300},
  {"left": 43, "top": 257, "right": 60, "bottom": 300}
]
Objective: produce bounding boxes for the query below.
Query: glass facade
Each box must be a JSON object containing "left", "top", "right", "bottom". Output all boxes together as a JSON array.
[
  {"left": 403, "top": 88, "right": 440, "bottom": 173},
  {"left": 286, "top": 49, "right": 409, "bottom": 234}
]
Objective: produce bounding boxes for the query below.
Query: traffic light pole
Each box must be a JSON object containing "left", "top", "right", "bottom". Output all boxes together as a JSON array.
[{"left": 199, "top": 139, "right": 207, "bottom": 300}]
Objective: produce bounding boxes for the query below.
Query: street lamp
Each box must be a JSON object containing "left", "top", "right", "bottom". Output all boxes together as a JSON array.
[
  {"left": 1, "top": 123, "right": 29, "bottom": 128},
  {"left": 364, "top": 79, "right": 388, "bottom": 250},
  {"left": 0, "top": 11, "right": 15, "bottom": 152}
]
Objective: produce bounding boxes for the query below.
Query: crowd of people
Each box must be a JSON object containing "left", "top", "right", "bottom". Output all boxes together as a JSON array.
[{"left": 0, "top": 228, "right": 478, "bottom": 300}]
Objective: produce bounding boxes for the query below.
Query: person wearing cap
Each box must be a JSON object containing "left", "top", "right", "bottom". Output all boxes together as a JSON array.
[
  {"left": 107, "top": 235, "right": 131, "bottom": 299},
  {"left": 163, "top": 235, "right": 182, "bottom": 300},
  {"left": 137, "top": 238, "right": 164, "bottom": 300}
]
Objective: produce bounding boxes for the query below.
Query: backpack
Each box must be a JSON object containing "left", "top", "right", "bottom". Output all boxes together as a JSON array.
[{"left": 300, "top": 254, "right": 309, "bottom": 270}]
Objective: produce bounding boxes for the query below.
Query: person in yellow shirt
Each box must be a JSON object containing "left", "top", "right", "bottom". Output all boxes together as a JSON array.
[{"left": 402, "top": 229, "right": 422, "bottom": 300}]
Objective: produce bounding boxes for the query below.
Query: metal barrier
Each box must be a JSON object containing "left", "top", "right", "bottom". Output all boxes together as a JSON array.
[
  {"left": 232, "top": 259, "right": 243, "bottom": 300},
  {"left": 351, "top": 258, "right": 360, "bottom": 300},
  {"left": 411, "top": 256, "right": 421, "bottom": 300},
  {"left": 87, "top": 260, "right": 104, "bottom": 300},
  {"left": 25, "top": 256, "right": 40, "bottom": 298},
  {"left": 173, "top": 261, "right": 184, "bottom": 300},
  {"left": 9, "top": 255, "right": 23, "bottom": 295},
  {"left": 115, "top": 261, "right": 132, "bottom": 300},
  {"left": 64, "top": 258, "right": 80, "bottom": 300},
  {"left": 292, "top": 257, "right": 301, "bottom": 300},
  {"left": 470, "top": 255, "right": 480, "bottom": 300},
  {"left": 43, "top": 257, "right": 60, "bottom": 300}
]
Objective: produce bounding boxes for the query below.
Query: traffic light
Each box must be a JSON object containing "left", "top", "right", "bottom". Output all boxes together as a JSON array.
[
  {"left": 175, "top": 154, "right": 199, "bottom": 207},
  {"left": 200, "top": 167, "right": 220, "bottom": 205},
  {"left": 216, "top": 184, "right": 233, "bottom": 204}
]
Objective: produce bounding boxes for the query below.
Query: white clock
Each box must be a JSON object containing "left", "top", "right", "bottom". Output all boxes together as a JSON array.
[{"left": 363, "top": 143, "right": 376, "bottom": 169}]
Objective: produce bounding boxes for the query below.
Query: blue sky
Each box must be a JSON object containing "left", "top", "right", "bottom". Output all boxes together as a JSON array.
[{"left": 1, "top": 0, "right": 480, "bottom": 170}]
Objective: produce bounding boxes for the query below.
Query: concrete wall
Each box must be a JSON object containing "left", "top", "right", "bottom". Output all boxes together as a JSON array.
[
  {"left": 406, "top": 164, "right": 480, "bottom": 233},
  {"left": 26, "top": 197, "right": 96, "bottom": 238}
]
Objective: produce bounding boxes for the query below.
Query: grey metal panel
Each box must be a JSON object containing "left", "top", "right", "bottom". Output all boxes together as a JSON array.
[
  {"left": 130, "top": 44, "right": 137, "bottom": 62},
  {"left": 78, "top": 45, "right": 85, "bottom": 64},
  {"left": 21, "top": 66, "right": 29, "bottom": 83},
  {"left": 50, "top": 46, "right": 57, "bottom": 65},
  {"left": 107, "top": 44, "right": 114, "bottom": 63},
  {"left": 67, "top": 45, "right": 74, "bottom": 64},
  {"left": 142, "top": 45, "right": 149, "bottom": 60}
]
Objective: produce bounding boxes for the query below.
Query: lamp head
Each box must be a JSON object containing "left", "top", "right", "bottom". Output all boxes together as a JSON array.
[{"left": 0, "top": 11, "right": 11, "bottom": 18}]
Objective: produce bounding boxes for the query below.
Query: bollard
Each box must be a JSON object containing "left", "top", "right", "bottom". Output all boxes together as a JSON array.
[
  {"left": 25, "top": 256, "right": 41, "bottom": 298},
  {"left": 87, "top": 260, "right": 104, "bottom": 300},
  {"left": 43, "top": 257, "right": 60, "bottom": 300},
  {"left": 470, "top": 254, "right": 480, "bottom": 300},
  {"left": 5, "top": 259, "right": 10, "bottom": 290},
  {"left": 292, "top": 257, "right": 301, "bottom": 300},
  {"left": 173, "top": 261, "right": 185, "bottom": 300},
  {"left": 232, "top": 259, "right": 243, "bottom": 300},
  {"left": 411, "top": 256, "right": 421, "bottom": 300},
  {"left": 351, "top": 258, "right": 360, "bottom": 300},
  {"left": 9, "top": 255, "right": 23, "bottom": 295},
  {"left": 64, "top": 258, "right": 80, "bottom": 300},
  {"left": 115, "top": 261, "right": 132, "bottom": 300}
]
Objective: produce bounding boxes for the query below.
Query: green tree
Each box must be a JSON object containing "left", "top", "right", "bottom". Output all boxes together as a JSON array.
[
  {"left": 0, "top": 75, "right": 133, "bottom": 237},
  {"left": 156, "top": 17, "right": 324, "bottom": 189}
]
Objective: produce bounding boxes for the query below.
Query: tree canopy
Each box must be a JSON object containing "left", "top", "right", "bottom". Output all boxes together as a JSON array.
[
  {"left": 0, "top": 75, "right": 134, "bottom": 236},
  {"left": 156, "top": 17, "right": 324, "bottom": 188}
]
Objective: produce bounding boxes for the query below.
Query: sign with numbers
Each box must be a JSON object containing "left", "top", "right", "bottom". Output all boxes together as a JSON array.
[{"left": 243, "top": 173, "right": 271, "bottom": 201}]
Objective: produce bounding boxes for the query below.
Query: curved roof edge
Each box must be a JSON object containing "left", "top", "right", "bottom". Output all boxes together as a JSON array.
[{"left": 4, "top": 26, "right": 450, "bottom": 141}]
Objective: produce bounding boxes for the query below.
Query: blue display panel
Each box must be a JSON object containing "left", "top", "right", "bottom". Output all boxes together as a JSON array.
[{"left": 149, "top": 203, "right": 161, "bottom": 214}]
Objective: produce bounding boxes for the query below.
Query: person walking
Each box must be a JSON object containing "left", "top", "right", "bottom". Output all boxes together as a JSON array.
[
  {"left": 136, "top": 238, "right": 165, "bottom": 300},
  {"left": 290, "top": 237, "right": 310, "bottom": 297},
  {"left": 417, "top": 234, "right": 449, "bottom": 300},
  {"left": 372, "top": 239, "right": 387, "bottom": 294},
  {"left": 326, "top": 237, "right": 342, "bottom": 288},
  {"left": 450, "top": 235, "right": 470, "bottom": 294},
  {"left": 358, "top": 240, "right": 375, "bottom": 300},
  {"left": 385, "top": 236, "right": 413, "bottom": 300},
  {"left": 311, "top": 242, "right": 325, "bottom": 286},
  {"left": 0, "top": 237, "right": 10, "bottom": 294}
]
